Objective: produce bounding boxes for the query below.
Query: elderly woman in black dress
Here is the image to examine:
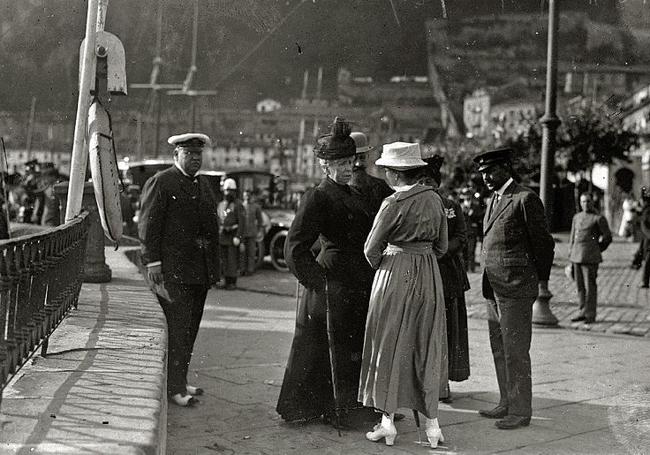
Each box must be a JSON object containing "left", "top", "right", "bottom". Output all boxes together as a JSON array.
[{"left": 276, "top": 117, "right": 376, "bottom": 426}]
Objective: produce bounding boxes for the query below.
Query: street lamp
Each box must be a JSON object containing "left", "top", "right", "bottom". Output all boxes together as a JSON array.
[{"left": 534, "top": 0, "right": 561, "bottom": 326}]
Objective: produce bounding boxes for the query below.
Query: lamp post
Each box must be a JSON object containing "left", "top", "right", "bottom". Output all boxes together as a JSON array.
[{"left": 534, "top": 0, "right": 560, "bottom": 326}]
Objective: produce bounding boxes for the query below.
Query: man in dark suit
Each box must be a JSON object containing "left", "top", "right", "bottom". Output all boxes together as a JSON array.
[
  {"left": 349, "top": 131, "right": 394, "bottom": 217},
  {"left": 139, "top": 133, "right": 221, "bottom": 407},
  {"left": 474, "top": 148, "right": 555, "bottom": 429}
]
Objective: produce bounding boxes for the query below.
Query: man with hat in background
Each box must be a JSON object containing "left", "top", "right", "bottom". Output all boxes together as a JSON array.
[
  {"left": 139, "top": 132, "right": 221, "bottom": 407},
  {"left": 217, "top": 177, "right": 245, "bottom": 289},
  {"left": 474, "top": 147, "right": 554, "bottom": 429},
  {"left": 349, "top": 131, "right": 394, "bottom": 217}
]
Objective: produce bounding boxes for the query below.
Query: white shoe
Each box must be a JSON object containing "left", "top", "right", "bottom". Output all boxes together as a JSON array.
[
  {"left": 425, "top": 417, "right": 445, "bottom": 448},
  {"left": 186, "top": 385, "right": 204, "bottom": 396},
  {"left": 170, "top": 393, "right": 198, "bottom": 407},
  {"left": 366, "top": 414, "right": 397, "bottom": 446}
]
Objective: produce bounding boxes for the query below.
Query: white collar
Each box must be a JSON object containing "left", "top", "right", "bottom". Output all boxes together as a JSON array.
[
  {"left": 175, "top": 161, "right": 197, "bottom": 178},
  {"left": 495, "top": 177, "right": 514, "bottom": 197},
  {"left": 392, "top": 182, "right": 418, "bottom": 193}
]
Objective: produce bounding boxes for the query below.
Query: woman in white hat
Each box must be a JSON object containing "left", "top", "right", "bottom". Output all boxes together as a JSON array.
[{"left": 359, "top": 142, "right": 449, "bottom": 448}]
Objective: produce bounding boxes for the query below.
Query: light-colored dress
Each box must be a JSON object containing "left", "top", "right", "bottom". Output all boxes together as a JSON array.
[{"left": 358, "top": 184, "right": 449, "bottom": 418}]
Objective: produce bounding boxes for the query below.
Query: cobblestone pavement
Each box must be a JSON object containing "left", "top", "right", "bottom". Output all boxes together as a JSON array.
[{"left": 465, "top": 235, "right": 650, "bottom": 338}]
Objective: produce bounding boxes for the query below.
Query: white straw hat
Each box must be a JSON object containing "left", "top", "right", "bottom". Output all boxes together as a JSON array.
[{"left": 375, "top": 142, "right": 427, "bottom": 169}]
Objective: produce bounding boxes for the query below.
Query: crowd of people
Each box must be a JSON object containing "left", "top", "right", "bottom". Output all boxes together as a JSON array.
[
  {"left": 132, "top": 115, "right": 560, "bottom": 450},
  {"left": 0, "top": 159, "right": 67, "bottom": 238},
  {"left": 90, "top": 107, "right": 650, "bottom": 450}
]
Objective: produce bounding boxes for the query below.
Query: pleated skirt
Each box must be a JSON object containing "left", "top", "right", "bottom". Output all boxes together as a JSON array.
[{"left": 358, "top": 250, "right": 448, "bottom": 419}]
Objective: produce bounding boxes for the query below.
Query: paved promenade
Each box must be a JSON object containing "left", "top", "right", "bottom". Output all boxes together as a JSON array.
[
  {"left": 1, "top": 233, "right": 649, "bottom": 454},
  {"left": 0, "top": 249, "right": 167, "bottom": 454},
  {"left": 169, "top": 276, "right": 650, "bottom": 454}
]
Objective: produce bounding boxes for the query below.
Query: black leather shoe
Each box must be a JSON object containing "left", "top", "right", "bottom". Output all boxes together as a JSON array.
[
  {"left": 584, "top": 318, "right": 595, "bottom": 324},
  {"left": 495, "top": 415, "right": 531, "bottom": 429},
  {"left": 641, "top": 284, "right": 649, "bottom": 289},
  {"left": 570, "top": 315, "right": 586, "bottom": 322},
  {"left": 478, "top": 405, "right": 508, "bottom": 419}
]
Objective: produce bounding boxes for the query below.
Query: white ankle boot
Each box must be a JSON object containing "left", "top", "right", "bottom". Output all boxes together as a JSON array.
[
  {"left": 425, "top": 417, "right": 445, "bottom": 448},
  {"left": 366, "top": 413, "right": 397, "bottom": 446},
  {"left": 170, "top": 393, "right": 197, "bottom": 407}
]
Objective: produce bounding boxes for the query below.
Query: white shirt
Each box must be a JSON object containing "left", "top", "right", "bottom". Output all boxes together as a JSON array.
[{"left": 494, "top": 177, "right": 514, "bottom": 201}]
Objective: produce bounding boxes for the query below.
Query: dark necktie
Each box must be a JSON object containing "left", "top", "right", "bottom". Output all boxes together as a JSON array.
[{"left": 488, "top": 193, "right": 500, "bottom": 219}]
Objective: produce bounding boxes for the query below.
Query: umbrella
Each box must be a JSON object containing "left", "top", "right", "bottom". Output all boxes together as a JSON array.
[{"left": 324, "top": 277, "right": 342, "bottom": 436}]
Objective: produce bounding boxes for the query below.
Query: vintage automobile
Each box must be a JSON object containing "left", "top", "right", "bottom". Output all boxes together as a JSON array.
[{"left": 119, "top": 161, "right": 294, "bottom": 271}]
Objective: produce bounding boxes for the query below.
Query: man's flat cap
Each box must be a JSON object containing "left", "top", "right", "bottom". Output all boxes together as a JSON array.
[
  {"left": 167, "top": 133, "right": 212, "bottom": 148},
  {"left": 473, "top": 147, "right": 513, "bottom": 172}
]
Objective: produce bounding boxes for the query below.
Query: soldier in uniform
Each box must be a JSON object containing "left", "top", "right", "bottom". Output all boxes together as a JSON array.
[
  {"left": 139, "top": 133, "right": 221, "bottom": 407},
  {"left": 277, "top": 117, "right": 375, "bottom": 426},
  {"left": 349, "top": 131, "right": 394, "bottom": 217},
  {"left": 568, "top": 192, "right": 612, "bottom": 323}
]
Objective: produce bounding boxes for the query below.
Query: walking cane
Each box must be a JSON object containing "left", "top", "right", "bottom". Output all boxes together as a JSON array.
[
  {"left": 413, "top": 409, "right": 423, "bottom": 445},
  {"left": 295, "top": 279, "right": 302, "bottom": 313},
  {"left": 324, "top": 277, "right": 342, "bottom": 437}
]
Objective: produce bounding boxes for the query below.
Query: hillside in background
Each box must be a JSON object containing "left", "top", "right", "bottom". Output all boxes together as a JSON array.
[{"left": 1, "top": 0, "right": 649, "bottom": 115}]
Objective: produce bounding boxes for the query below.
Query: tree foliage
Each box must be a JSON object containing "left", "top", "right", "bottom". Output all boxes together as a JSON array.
[{"left": 558, "top": 103, "right": 638, "bottom": 175}]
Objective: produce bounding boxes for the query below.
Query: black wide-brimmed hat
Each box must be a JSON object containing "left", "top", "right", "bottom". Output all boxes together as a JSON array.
[
  {"left": 314, "top": 117, "right": 356, "bottom": 160},
  {"left": 473, "top": 147, "right": 513, "bottom": 172}
]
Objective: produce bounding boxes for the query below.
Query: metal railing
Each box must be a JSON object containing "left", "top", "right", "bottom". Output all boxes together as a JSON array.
[{"left": 0, "top": 211, "right": 90, "bottom": 407}]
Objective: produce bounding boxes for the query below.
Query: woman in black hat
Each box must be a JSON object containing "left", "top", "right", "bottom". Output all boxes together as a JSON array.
[
  {"left": 276, "top": 117, "right": 376, "bottom": 426},
  {"left": 419, "top": 155, "right": 471, "bottom": 402}
]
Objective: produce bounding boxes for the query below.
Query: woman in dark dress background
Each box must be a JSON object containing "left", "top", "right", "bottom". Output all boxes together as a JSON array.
[
  {"left": 276, "top": 117, "right": 375, "bottom": 425},
  {"left": 420, "top": 154, "right": 471, "bottom": 401}
]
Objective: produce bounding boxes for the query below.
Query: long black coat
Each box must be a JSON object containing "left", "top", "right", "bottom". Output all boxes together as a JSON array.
[
  {"left": 139, "top": 166, "right": 221, "bottom": 286},
  {"left": 437, "top": 195, "right": 471, "bottom": 382},
  {"left": 277, "top": 177, "right": 375, "bottom": 421}
]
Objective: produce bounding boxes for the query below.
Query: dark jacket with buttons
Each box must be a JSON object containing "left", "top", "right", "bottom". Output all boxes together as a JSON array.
[
  {"left": 481, "top": 181, "right": 555, "bottom": 301},
  {"left": 568, "top": 211, "right": 612, "bottom": 264},
  {"left": 139, "top": 166, "right": 221, "bottom": 286}
]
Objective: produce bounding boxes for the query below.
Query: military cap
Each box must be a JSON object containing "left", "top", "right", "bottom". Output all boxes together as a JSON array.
[
  {"left": 350, "top": 131, "right": 373, "bottom": 154},
  {"left": 314, "top": 117, "right": 356, "bottom": 160},
  {"left": 473, "top": 147, "right": 513, "bottom": 172},
  {"left": 167, "top": 132, "right": 212, "bottom": 148}
]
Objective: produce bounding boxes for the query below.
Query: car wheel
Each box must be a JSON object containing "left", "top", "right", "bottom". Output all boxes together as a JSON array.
[
  {"left": 269, "top": 230, "right": 288, "bottom": 272},
  {"left": 255, "top": 240, "right": 265, "bottom": 269}
]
